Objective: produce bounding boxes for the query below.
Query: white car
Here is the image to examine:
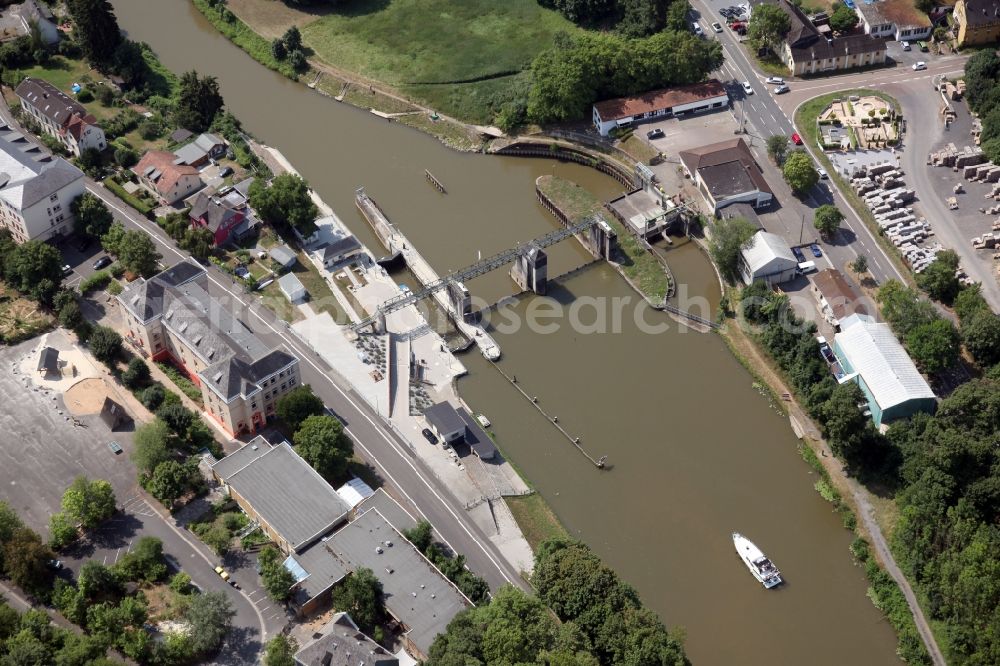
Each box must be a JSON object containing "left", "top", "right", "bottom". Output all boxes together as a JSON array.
[
  {"left": 742, "top": 81, "right": 754, "bottom": 95},
  {"left": 765, "top": 76, "right": 784, "bottom": 85},
  {"left": 693, "top": 22, "right": 703, "bottom": 36},
  {"left": 817, "top": 167, "right": 828, "bottom": 179},
  {"left": 913, "top": 61, "right": 927, "bottom": 71},
  {"left": 712, "top": 21, "right": 723, "bottom": 33},
  {"left": 900, "top": 40, "right": 911, "bottom": 51},
  {"left": 773, "top": 84, "right": 790, "bottom": 95}
]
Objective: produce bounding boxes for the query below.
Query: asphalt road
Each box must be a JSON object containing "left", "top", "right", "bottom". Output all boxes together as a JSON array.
[{"left": 80, "top": 181, "right": 527, "bottom": 594}]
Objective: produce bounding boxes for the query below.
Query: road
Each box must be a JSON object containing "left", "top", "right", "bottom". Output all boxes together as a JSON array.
[{"left": 691, "top": 0, "right": 966, "bottom": 290}]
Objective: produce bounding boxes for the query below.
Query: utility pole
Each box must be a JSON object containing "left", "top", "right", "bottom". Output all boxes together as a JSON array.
[{"left": 799, "top": 212, "right": 806, "bottom": 245}]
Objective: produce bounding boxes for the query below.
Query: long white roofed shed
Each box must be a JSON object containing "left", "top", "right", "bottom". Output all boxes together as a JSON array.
[
  {"left": 832, "top": 313, "right": 936, "bottom": 426},
  {"left": 738, "top": 231, "right": 798, "bottom": 285}
]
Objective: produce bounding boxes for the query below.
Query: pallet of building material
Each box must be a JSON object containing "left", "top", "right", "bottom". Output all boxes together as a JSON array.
[
  {"left": 986, "top": 166, "right": 1000, "bottom": 183},
  {"left": 956, "top": 150, "right": 987, "bottom": 169},
  {"left": 868, "top": 163, "right": 896, "bottom": 177}
]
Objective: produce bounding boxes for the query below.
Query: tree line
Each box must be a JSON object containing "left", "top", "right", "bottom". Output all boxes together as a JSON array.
[
  {"left": 538, "top": 0, "right": 690, "bottom": 38},
  {"left": 964, "top": 49, "right": 1000, "bottom": 163},
  {"left": 427, "top": 538, "right": 688, "bottom": 665}
]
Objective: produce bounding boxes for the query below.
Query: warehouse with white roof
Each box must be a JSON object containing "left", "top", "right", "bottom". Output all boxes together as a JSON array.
[
  {"left": 832, "top": 314, "right": 937, "bottom": 426},
  {"left": 738, "top": 231, "right": 799, "bottom": 285}
]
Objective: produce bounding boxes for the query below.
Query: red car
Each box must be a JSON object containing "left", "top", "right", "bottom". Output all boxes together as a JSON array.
[{"left": 791, "top": 133, "right": 803, "bottom": 145}]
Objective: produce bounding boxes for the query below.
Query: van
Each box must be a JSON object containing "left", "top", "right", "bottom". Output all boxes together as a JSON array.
[{"left": 797, "top": 261, "right": 817, "bottom": 274}]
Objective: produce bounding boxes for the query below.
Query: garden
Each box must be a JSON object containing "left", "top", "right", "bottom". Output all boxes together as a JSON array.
[{"left": 816, "top": 94, "right": 901, "bottom": 151}]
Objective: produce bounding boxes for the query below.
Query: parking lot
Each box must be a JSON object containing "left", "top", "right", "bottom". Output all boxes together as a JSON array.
[{"left": 0, "top": 334, "right": 138, "bottom": 532}]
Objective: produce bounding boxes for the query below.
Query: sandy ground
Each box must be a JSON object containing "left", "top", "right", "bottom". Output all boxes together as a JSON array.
[
  {"left": 63, "top": 377, "right": 115, "bottom": 416},
  {"left": 17, "top": 331, "right": 100, "bottom": 394}
]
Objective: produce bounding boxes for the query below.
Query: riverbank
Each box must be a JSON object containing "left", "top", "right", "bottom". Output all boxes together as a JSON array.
[{"left": 536, "top": 175, "right": 673, "bottom": 304}]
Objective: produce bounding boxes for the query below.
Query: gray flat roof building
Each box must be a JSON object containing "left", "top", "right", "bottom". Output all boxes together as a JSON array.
[
  {"left": 294, "top": 612, "right": 398, "bottom": 666},
  {"left": 212, "top": 438, "right": 350, "bottom": 553}
]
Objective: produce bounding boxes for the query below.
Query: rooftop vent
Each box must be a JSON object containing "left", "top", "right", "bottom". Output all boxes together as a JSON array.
[
  {"left": 178, "top": 321, "right": 188, "bottom": 333},
  {"left": 375, "top": 546, "right": 383, "bottom": 554},
  {"left": 385, "top": 567, "right": 393, "bottom": 574},
  {"left": 251, "top": 444, "right": 258, "bottom": 451},
  {"left": 213, "top": 372, "right": 223, "bottom": 383}
]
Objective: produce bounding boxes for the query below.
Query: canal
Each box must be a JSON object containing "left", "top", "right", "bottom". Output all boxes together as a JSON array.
[{"left": 112, "top": 2, "right": 901, "bottom": 663}]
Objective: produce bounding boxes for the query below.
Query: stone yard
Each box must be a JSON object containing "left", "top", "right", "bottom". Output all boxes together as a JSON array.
[{"left": 819, "top": 95, "right": 899, "bottom": 150}]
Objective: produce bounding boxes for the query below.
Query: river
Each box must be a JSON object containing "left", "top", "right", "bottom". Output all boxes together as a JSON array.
[{"left": 112, "top": 2, "right": 901, "bottom": 663}]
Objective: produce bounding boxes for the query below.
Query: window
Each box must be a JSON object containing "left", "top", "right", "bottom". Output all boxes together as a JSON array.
[
  {"left": 289, "top": 378, "right": 296, "bottom": 387},
  {"left": 280, "top": 383, "right": 286, "bottom": 391},
  {"left": 49, "top": 194, "right": 58, "bottom": 202},
  {"left": 53, "top": 204, "right": 61, "bottom": 213},
  {"left": 55, "top": 214, "right": 64, "bottom": 223},
  {"left": 251, "top": 402, "right": 257, "bottom": 410},
  {"left": 279, "top": 371, "right": 285, "bottom": 378}
]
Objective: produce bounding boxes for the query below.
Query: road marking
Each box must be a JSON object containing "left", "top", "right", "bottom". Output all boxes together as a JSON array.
[{"left": 85, "top": 184, "right": 517, "bottom": 587}]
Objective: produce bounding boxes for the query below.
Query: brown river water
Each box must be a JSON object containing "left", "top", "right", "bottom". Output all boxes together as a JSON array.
[{"left": 112, "top": 1, "right": 900, "bottom": 662}]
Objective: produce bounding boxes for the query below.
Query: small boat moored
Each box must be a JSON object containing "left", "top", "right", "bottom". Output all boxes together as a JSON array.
[{"left": 733, "top": 532, "right": 783, "bottom": 589}]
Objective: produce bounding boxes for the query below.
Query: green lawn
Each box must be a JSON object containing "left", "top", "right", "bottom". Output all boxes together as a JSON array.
[
  {"left": 19, "top": 57, "right": 118, "bottom": 121},
  {"left": 301, "top": 0, "right": 580, "bottom": 121},
  {"left": 506, "top": 493, "right": 568, "bottom": 552}
]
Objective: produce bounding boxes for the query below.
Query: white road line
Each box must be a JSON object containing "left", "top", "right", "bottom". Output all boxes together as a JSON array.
[{"left": 86, "top": 184, "right": 516, "bottom": 586}]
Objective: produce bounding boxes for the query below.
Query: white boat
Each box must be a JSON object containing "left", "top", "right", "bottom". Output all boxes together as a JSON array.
[
  {"left": 476, "top": 413, "right": 491, "bottom": 428},
  {"left": 733, "top": 532, "right": 783, "bottom": 589}
]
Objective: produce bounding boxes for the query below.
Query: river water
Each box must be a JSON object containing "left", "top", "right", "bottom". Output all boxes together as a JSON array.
[{"left": 113, "top": 2, "right": 901, "bottom": 663}]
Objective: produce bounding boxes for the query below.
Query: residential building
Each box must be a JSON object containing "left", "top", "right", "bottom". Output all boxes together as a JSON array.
[
  {"left": 117, "top": 261, "right": 301, "bottom": 436},
  {"left": 810, "top": 268, "right": 868, "bottom": 329},
  {"left": 189, "top": 190, "right": 249, "bottom": 246},
  {"left": 211, "top": 437, "right": 351, "bottom": 554},
  {"left": 172, "top": 133, "right": 227, "bottom": 167},
  {"left": 832, "top": 313, "right": 936, "bottom": 426},
  {"left": 855, "top": 0, "right": 932, "bottom": 40},
  {"left": 754, "top": 0, "right": 887, "bottom": 75},
  {"left": 133, "top": 151, "right": 202, "bottom": 204},
  {"left": 592, "top": 80, "right": 729, "bottom": 136},
  {"left": 320, "top": 235, "right": 363, "bottom": 269},
  {"left": 169, "top": 128, "right": 193, "bottom": 144},
  {"left": 0, "top": 132, "right": 85, "bottom": 244},
  {"left": 15, "top": 78, "right": 106, "bottom": 157},
  {"left": 738, "top": 231, "right": 799, "bottom": 285},
  {"left": 954, "top": 0, "right": 1000, "bottom": 46},
  {"left": 0, "top": 0, "right": 59, "bottom": 45},
  {"left": 278, "top": 272, "right": 307, "bottom": 303},
  {"left": 422, "top": 402, "right": 497, "bottom": 460},
  {"left": 294, "top": 613, "right": 398, "bottom": 666},
  {"left": 678, "top": 138, "right": 774, "bottom": 213}
]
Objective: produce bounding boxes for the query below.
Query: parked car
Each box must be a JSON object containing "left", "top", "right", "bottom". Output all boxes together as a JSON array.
[
  {"left": 646, "top": 128, "right": 664, "bottom": 140},
  {"left": 92, "top": 256, "right": 112, "bottom": 270},
  {"left": 817, "top": 166, "right": 828, "bottom": 179},
  {"left": 712, "top": 21, "right": 723, "bottom": 32},
  {"left": 765, "top": 76, "right": 784, "bottom": 85},
  {"left": 421, "top": 428, "right": 438, "bottom": 445},
  {"left": 791, "top": 132, "right": 802, "bottom": 145},
  {"left": 49, "top": 560, "right": 64, "bottom": 570},
  {"left": 61, "top": 264, "right": 73, "bottom": 276},
  {"left": 900, "top": 40, "right": 911, "bottom": 51},
  {"left": 107, "top": 441, "right": 123, "bottom": 455},
  {"left": 214, "top": 566, "right": 230, "bottom": 582},
  {"left": 912, "top": 61, "right": 927, "bottom": 71},
  {"left": 692, "top": 22, "right": 703, "bottom": 36},
  {"left": 218, "top": 166, "right": 233, "bottom": 178},
  {"left": 792, "top": 246, "right": 806, "bottom": 262},
  {"left": 773, "top": 84, "right": 790, "bottom": 95},
  {"left": 742, "top": 81, "right": 754, "bottom": 95},
  {"left": 810, "top": 243, "right": 823, "bottom": 258},
  {"left": 917, "top": 41, "right": 928, "bottom": 52}
]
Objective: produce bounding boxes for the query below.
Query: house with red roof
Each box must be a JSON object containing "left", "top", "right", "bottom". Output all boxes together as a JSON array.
[{"left": 133, "top": 150, "right": 202, "bottom": 204}]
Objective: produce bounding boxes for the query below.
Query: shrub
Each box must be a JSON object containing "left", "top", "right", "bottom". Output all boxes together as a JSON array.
[
  {"left": 76, "top": 89, "right": 94, "bottom": 103},
  {"left": 79, "top": 270, "right": 111, "bottom": 294},
  {"left": 106, "top": 280, "right": 123, "bottom": 296},
  {"left": 139, "top": 384, "right": 166, "bottom": 410},
  {"left": 122, "top": 358, "right": 150, "bottom": 389}
]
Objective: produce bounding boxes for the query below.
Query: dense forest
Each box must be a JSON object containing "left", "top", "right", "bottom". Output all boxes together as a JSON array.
[{"left": 964, "top": 49, "right": 1000, "bottom": 163}]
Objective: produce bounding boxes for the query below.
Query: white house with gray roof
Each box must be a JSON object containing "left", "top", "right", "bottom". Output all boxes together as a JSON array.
[
  {"left": 0, "top": 131, "right": 84, "bottom": 243},
  {"left": 15, "top": 77, "right": 106, "bottom": 157},
  {"left": 117, "top": 260, "right": 301, "bottom": 436},
  {"left": 738, "top": 231, "right": 799, "bottom": 286}
]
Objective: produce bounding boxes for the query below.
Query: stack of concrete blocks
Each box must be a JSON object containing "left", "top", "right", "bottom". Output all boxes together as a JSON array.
[
  {"left": 972, "top": 232, "right": 997, "bottom": 250},
  {"left": 966, "top": 163, "right": 1000, "bottom": 183},
  {"left": 929, "top": 144, "right": 986, "bottom": 168},
  {"left": 902, "top": 242, "right": 945, "bottom": 273}
]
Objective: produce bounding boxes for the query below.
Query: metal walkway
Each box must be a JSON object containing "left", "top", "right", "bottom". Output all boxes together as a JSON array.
[{"left": 352, "top": 216, "right": 598, "bottom": 331}]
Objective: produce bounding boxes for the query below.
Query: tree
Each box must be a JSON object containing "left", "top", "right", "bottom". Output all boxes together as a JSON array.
[
  {"left": 905, "top": 318, "right": 960, "bottom": 375},
  {"left": 293, "top": 415, "right": 354, "bottom": 482},
  {"left": 48, "top": 512, "right": 78, "bottom": 550},
  {"left": 0, "top": 501, "right": 23, "bottom": 575},
  {"left": 201, "top": 523, "right": 232, "bottom": 556},
  {"left": 3, "top": 527, "right": 54, "bottom": 597},
  {"left": 174, "top": 71, "right": 225, "bottom": 133},
  {"left": 264, "top": 635, "right": 298, "bottom": 666},
  {"left": 766, "top": 134, "right": 789, "bottom": 164},
  {"left": 100, "top": 221, "right": 126, "bottom": 256},
  {"left": 961, "top": 309, "right": 1000, "bottom": 367},
  {"left": 116, "top": 229, "right": 160, "bottom": 277},
  {"left": 114, "top": 536, "right": 167, "bottom": 582},
  {"left": 782, "top": 150, "right": 819, "bottom": 194},
  {"left": 258, "top": 547, "right": 296, "bottom": 602},
  {"left": 916, "top": 250, "right": 961, "bottom": 305},
  {"left": 288, "top": 49, "right": 307, "bottom": 72},
  {"left": 851, "top": 255, "right": 868, "bottom": 275},
  {"left": 121, "top": 357, "right": 150, "bottom": 389},
  {"left": 78, "top": 561, "right": 122, "bottom": 602},
  {"left": 67, "top": 0, "right": 122, "bottom": 66},
  {"left": 132, "top": 419, "right": 172, "bottom": 475},
  {"left": 747, "top": 4, "right": 790, "bottom": 54},
  {"left": 332, "top": 567, "right": 383, "bottom": 635},
  {"left": 58, "top": 300, "right": 84, "bottom": 330},
  {"left": 818, "top": 382, "right": 872, "bottom": 460},
  {"left": 88, "top": 325, "right": 122, "bottom": 365},
  {"left": 4, "top": 240, "right": 63, "bottom": 304},
  {"left": 708, "top": 216, "right": 758, "bottom": 284},
  {"left": 813, "top": 204, "right": 844, "bottom": 237},
  {"left": 148, "top": 461, "right": 191, "bottom": 504},
  {"left": 156, "top": 402, "right": 194, "bottom": 438},
  {"left": 403, "top": 520, "right": 434, "bottom": 553},
  {"left": 184, "top": 591, "right": 235, "bottom": 657},
  {"left": 270, "top": 38, "right": 286, "bottom": 61},
  {"left": 829, "top": 4, "right": 859, "bottom": 32},
  {"left": 61, "top": 477, "right": 116, "bottom": 529},
  {"left": 276, "top": 385, "right": 325, "bottom": 432},
  {"left": 71, "top": 193, "right": 113, "bottom": 238},
  {"left": 248, "top": 173, "right": 319, "bottom": 235},
  {"left": 282, "top": 25, "right": 302, "bottom": 52}
]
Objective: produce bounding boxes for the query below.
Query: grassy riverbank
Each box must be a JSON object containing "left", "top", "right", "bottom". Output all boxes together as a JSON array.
[
  {"left": 192, "top": 0, "right": 301, "bottom": 79},
  {"left": 794, "top": 89, "right": 914, "bottom": 285},
  {"left": 537, "top": 175, "right": 671, "bottom": 302},
  {"left": 506, "top": 493, "right": 569, "bottom": 552}
]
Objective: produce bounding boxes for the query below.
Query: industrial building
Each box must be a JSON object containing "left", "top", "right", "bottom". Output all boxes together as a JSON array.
[
  {"left": 738, "top": 231, "right": 799, "bottom": 285},
  {"left": 679, "top": 138, "right": 774, "bottom": 213},
  {"left": 832, "top": 313, "right": 936, "bottom": 426}
]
